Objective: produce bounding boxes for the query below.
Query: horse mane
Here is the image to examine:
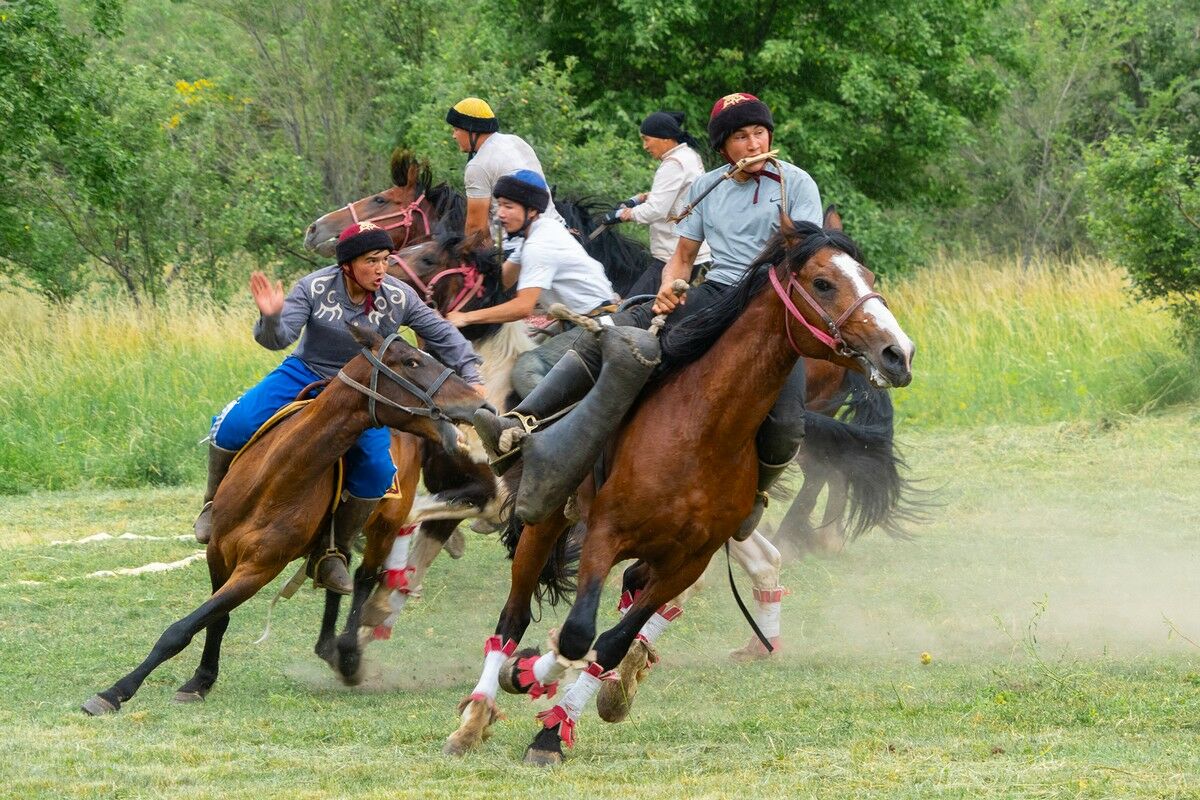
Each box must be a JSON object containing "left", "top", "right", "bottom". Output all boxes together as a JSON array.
[
  {"left": 390, "top": 148, "right": 434, "bottom": 194},
  {"left": 658, "top": 221, "right": 864, "bottom": 371},
  {"left": 557, "top": 196, "right": 651, "bottom": 297},
  {"left": 427, "top": 183, "right": 466, "bottom": 233}
]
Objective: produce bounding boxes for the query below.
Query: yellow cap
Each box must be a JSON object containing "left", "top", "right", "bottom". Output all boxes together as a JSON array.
[{"left": 453, "top": 97, "right": 494, "bottom": 119}]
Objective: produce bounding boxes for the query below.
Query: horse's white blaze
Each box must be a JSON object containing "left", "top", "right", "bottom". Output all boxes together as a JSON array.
[{"left": 829, "top": 252, "right": 913, "bottom": 358}]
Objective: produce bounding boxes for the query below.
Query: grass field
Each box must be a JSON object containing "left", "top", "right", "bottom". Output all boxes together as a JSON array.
[
  {"left": 2, "top": 255, "right": 1198, "bottom": 494},
  {"left": 1, "top": 412, "right": 1198, "bottom": 799}
]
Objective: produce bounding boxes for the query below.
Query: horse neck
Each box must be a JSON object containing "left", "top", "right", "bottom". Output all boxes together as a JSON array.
[
  {"left": 269, "top": 377, "right": 372, "bottom": 480},
  {"left": 674, "top": 284, "right": 801, "bottom": 441}
]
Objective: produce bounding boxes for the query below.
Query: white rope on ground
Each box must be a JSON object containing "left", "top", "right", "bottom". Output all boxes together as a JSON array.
[
  {"left": 86, "top": 552, "right": 207, "bottom": 578},
  {"left": 51, "top": 532, "right": 194, "bottom": 546}
]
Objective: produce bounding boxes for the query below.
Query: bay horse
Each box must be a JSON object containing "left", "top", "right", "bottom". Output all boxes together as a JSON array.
[
  {"left": 81, "top": 326, "right": 486, "bottom": 715},
  {"left": 444, "top": 220, "right": 914, "bottom": 764}
]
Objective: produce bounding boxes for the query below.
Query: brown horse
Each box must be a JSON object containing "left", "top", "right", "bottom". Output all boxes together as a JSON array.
[
  {"left": 444, "top": 221, "right": 914, "bottom": 764},
  {"left": 81, "top": 327, "right": 485, "bottom": 715}
]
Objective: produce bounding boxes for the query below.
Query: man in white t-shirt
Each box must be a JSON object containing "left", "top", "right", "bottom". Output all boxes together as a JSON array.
[
  {"left": 445, "top": 97, "right": 564, "bottom": 245},
  {"left": 445, "top": 170, "right": 613, "bottom": 329}
]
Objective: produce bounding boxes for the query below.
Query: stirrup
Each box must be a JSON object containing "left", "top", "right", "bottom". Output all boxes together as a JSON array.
[{"left": 310, "top": 547, "right": 350, "bottom": 590}]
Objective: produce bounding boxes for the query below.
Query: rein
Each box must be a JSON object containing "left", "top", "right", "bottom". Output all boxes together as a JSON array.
[
  {"left": 335, "top": 332, "right": 454, "bottom": 427},
  {"left": 768, "top": 264, "right": 884, "bottom": 359},
  {"left": 388, "top": 254, "right": 485, "bottom": 313},
  {"left": 347, "top": 193, "right": 431, "bottom": 250}
]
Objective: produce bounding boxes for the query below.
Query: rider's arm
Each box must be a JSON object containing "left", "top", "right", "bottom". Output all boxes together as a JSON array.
[
  {"left": 653, "top": 236, "right": 702, "bottom": 314},
  {"left": 397, "top": 283, "right": 484, "bottom": 386},
  {"left": 464, "top": 196, "right": 491, "bottom": 237},
  {"left": 254, "top": 279, "right": 310, "bottom": 350},
  {"left": 628, "top": 157, "right": 686, "bottom": 225},
  {"left": 453, "top": 287, "right": 541, "bottom": 326}
]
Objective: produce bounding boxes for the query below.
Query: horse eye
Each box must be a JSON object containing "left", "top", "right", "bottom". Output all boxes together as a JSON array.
[
  {"left": 374, "top": 196, "right": 387, "bottom": 204},
  {"left": 405, "top": 358, "right": 421, "bottom": 368},
  {"left": 813, "top": 278, "right": 833, "bottom": 292}
]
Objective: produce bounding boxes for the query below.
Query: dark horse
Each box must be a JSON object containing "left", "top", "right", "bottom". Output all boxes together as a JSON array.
[
  {"left": 81, "top": 327, "right": 486, "bottom": 714},
  {"left": 444, "top": 221, "right": 915, "bottom": 764}
]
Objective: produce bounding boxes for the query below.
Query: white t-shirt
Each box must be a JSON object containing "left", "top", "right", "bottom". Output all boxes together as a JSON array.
[
  {"left": 629, "top": 143, "right": 712, "bottom": 263},
  {"left": 463, "top": 132, "right": 564, "bottom": 225},
  {"left": 512, "top": 217, "right": 615, "bottom": 313}
]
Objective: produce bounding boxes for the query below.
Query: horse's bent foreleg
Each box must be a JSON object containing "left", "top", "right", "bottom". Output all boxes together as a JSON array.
[
  {"left": 444, "top": 511, "right": 569, "bottom": 757},
  {"left": 525, "top": 558, "right": 710, "bottom": 765},
  {"left": 728, "top": 530, "right": 785, "bottom": 661},
  {"left": 82, "top": 563, "right": 274, "bottom": 715}
]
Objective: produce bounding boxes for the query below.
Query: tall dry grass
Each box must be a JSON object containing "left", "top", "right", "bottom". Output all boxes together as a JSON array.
[
  {"left": 0, "top": 255, "right": 1195, "bottom": 492},
  {"left": 887, "top": 253, "right": 1198, "bottom": 427}
]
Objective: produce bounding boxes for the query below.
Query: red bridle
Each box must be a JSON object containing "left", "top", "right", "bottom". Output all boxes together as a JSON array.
[
  {"left": 768, "top": 264, "right": 885, "bottom": 358},
  {"left": 387, "top": 254, "right": 485, "bottom": 314},
  {"left": 346, "top": 193, "right": 431, "bottom": 250}
]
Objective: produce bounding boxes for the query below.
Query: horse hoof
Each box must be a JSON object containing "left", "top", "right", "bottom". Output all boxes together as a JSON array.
[
  {"left": 729, "top": 637, "right": 780, "bottom": 663},
  {"left": 523, "top": 746, "right": 562, "bottom": 767},
  {"left": 597, "top": 639, "right": 655, "bottom": 723},
  {"left": 172, "top": 690, "right": 206, "bottom": 704},
  {"left": 81, "top": 694, "right": 118, "bottom": 716},
  {"left": 442, "top": 732, "right": 478, "bottom": 757}
]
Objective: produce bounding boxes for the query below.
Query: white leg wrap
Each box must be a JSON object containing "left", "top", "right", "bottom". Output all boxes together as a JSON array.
[
  {"left": 470, "top": 650, "right": 505, "bottom": 701},
  {"left": 384, "top": 527, "right": 413, "bottom": 571},
  {"left": 560, "top": 665, "right": 603, "bottom": 722},
  {"left": 752, "top": 587, "right": 784, "bottom": 639},
  {"left": 532, "top": 650, "right": 565, "bottom": 685},
  {"left": 636, "top": 604, "right": 682, "bottom": 645}
]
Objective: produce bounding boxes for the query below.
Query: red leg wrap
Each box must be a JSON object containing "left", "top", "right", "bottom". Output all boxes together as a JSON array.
[
  {"left": 516, "top": 655, "right": 558, "bottom": 699},
  {"left": 484, "top": 635, "right": 517, "bottom": 657},
  {"left": 535, "top": 704, "right": 576, "bottom": 748}
]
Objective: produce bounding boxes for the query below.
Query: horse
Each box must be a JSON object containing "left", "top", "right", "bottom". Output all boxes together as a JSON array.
[
  {"left": 443, "top": 220, "right": 915, "bottom": 764},
  {"left": 81, "top": 326, "right": 486, "bottom": 715}
]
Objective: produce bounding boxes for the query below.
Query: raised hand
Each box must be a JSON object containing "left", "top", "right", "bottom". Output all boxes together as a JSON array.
[{"left": 249, "top": 271, "right": 285, "bottom": 317}]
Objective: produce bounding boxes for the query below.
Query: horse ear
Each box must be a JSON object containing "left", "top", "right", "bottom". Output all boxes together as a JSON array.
[
  {"left": 390, "top": 148, "right": 414, "bottom": 187},
  {"left": 459, "top": 228, "right": 490, "bottom": 257},
  {"left": 347, "top": 320, "right": 384, "bottom": 351},
  {"left": 823, "top": 204, "right": 843, "bottom": 231},
  {"left": 779, "top": 211, "right": 803, "bottom": 248}
]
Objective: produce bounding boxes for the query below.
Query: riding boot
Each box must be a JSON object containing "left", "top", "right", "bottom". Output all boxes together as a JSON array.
[
  {"left": 732, "top": 459, "right": 793, "bottom": 542},
  {"left": 310, "top": 494, "right": 381, "bottom": 596},
  {"left": 473, "top": 348, "right": 598, "bottom": 476},
  {"left": 193, "top": 443, "right": 238, "bottom": 544}
]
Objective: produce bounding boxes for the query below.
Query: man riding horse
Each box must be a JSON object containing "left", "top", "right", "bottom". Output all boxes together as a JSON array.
[
  {"left": 475, "top": 92, "right": 823, "bottom": 539},
  {"left": 445, "top": 170, "right": 618, "bottom": 397},
  {"left": 194, "top": 221, "right": 486, "bottom": 595}
]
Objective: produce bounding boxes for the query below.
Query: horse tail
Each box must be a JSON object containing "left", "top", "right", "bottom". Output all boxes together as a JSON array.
[
  {"left": 557, "top": 196, "right": 650, "bottom": 297},
  {"left": 796, "top": 372, "right": 933, "bottom": 539},
  {"left": 497, "top": 462, "right": 580, "bottom": 608}
]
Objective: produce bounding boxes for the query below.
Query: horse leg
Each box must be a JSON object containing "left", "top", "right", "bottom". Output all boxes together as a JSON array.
[
  {"left": 775, "top": 456, "right": 826, "bottom": 561},
  {"left": 524, "top": 558, "right": 710, "bottom": 765},
  {"left": 444, "top": 511, "right": 570, "bottom": 756},
  {"left": 314, "top": 588, "right": 344, "bottom": 670},
  {"left": 405, "top": 519, "right": 457, "bottom": 600},
  {"left": 82, "top": 563, "right": 273, "bottom": 715},
  {"left": 173, "top": 555, "right": 236, "bottom": 703},
  {"left": 810, "top": 469, "right": 849, "bottom": 555},
  {"left": 728, "top": 531, "right": 786, "bottom": 661}
]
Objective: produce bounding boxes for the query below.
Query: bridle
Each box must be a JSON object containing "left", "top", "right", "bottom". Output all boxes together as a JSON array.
[
  {"left": 387, "top": 254, "right": 485, "bottom": 314},
  {"left": 346, "top": 193, "right": 431, "bottom": 250},
  {"left": 336, "top": 332, "right": 455, "bottom": 427},
  {"left": 768, "top": 259, "right": 885, "bottom": 360}
]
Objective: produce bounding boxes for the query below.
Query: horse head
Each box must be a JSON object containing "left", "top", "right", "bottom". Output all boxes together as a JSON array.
[
  {"left": 344, "top": 322, "right": 486, "bottom": 456},
  {"left": 773, "top": 220, "right": 914, "bottom": 388},
  {"left": 304, "top": 149, "right": 435, "bottom": 258}
]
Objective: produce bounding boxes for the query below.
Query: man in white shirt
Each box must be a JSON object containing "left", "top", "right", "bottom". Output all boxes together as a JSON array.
[
  {"left": 615, "top": 111, "right": 712, "bottom": 296},
  {"left": 445, "top": 97, "right": 564, "bottom": 243}
]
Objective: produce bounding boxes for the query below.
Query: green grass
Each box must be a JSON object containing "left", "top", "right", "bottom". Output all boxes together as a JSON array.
[
  {"left": 1, "top": 413, "right": 1198, "bottom": 798},
  {"left": 3, "top": 255, "right": 1198, "bottom": 494}
]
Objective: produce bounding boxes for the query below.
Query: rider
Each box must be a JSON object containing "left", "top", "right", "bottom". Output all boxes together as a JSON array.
[
  {"left": 446, "top": 170, "right": 616, "bottom": 395},
  {"left": 476, "top": 93, "right": 823, "bottom": 539},
  {"left": 195, "top": 221, "right": 485, "bottom": 594},
  {"left": 613, "top": 111, "right": 712, "bottom": 296},
  {"left": 446, "top": 97, "right": 565, "bottom": 247}
]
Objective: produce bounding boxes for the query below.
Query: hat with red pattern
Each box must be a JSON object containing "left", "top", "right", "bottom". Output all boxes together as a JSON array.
[
  {"left": 707, "top": 92, "right": 774, "bottom": 152},
  {"left": 335, "top": 221, "right": 394, "bottom": 265}
]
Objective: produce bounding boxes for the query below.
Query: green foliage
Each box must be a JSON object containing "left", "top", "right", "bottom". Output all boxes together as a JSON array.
[{"left": 1083, "top": 131, "right": 1200, "bottom": 348}]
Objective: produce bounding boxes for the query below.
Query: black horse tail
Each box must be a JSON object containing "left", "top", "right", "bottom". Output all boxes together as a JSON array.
[
  {"left": 497, "top": 461, "right": 581, "bottom": 609},
  {"left": 796, "top": 371, "right": 932, "bottom": 539},
  {"left": 556, "top": 196, "right": 651, "bottom": 297}
]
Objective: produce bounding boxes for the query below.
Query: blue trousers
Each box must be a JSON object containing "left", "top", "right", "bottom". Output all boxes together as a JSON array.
[{"left": 210, "top": 356, "right": 395, "bottom": 497}]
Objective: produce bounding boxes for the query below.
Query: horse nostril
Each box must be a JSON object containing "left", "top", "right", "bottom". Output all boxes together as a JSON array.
[{"left": 882, "top": 344, "right": 907, "bottom": 370}]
